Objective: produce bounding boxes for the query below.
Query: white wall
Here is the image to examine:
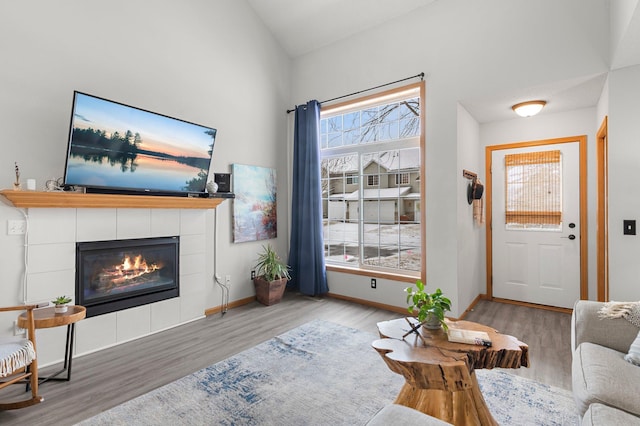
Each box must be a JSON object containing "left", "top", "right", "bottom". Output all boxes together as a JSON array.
[
  {"left": 457, "top": 104, "right": 484, "bottom": 313},
  {"left": 290, "top": 0, "right": 610, "bottom": 316},
  {"left": 0, "top": 0, "right": 291, "bottom": 366},
  {"left": 608, "top": 65, "right": 640, "bottom": 301}
]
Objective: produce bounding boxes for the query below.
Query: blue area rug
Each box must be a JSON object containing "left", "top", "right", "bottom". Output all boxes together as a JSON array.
[{"left": 78, "top": 319, "right": 579, "bottom": 425}]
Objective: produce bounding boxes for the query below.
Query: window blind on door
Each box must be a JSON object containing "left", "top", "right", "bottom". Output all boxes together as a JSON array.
[{"left": 504, "top": 150, "right": 562, "bottom": 225}]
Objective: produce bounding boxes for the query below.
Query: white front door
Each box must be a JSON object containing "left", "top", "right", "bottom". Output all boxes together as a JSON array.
[{"left": 491, "top": 142, "right": 580, "bottom": 309}]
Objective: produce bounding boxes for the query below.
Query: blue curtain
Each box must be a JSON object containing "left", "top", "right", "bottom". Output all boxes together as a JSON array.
[{"left": 288, "top": 100, "right": 328, "bottom": 296}]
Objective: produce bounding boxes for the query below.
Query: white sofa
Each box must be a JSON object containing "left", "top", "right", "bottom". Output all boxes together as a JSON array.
[{"left": 571, "top": 300, "right": 640, "bottom": 425}]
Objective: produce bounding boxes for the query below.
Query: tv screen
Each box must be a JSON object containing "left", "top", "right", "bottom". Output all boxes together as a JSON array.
[{"left": 63, "top": 91, "right": 217, "bottom": 196}]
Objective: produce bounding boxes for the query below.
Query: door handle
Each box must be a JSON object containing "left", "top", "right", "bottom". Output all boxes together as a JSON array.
[{"left": 561, "top": 234, "right": 576, "bottom": 240}]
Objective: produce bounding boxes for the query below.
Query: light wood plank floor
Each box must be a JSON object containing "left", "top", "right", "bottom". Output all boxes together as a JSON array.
[{"left": 0, "top": 294, "right": 572, "bottom": 425}]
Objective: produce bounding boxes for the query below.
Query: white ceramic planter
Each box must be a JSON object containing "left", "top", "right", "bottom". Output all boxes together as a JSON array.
[{"left": 54, "top": 305, "right": 68, "bottom": 314}]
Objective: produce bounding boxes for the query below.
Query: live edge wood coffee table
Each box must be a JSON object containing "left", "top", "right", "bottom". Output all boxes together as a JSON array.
[{"left": 372, "top": 318, "right": 529, "bottom": 426}]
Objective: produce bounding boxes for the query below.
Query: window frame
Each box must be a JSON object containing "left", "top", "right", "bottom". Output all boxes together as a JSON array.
[
  {"left": 346, "top": 174, "right": 359, "bottom": 185},
  {"left": 395, "top": 173, "right": 410, "bottom": 185},
  {"left": 320, "top": 81, "right": 425, "bottom": 281}
]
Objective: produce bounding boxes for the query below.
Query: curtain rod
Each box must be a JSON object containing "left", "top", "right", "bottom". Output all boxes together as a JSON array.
[{"left": 286, "top": 72, "right": 424, "bottom": 114}]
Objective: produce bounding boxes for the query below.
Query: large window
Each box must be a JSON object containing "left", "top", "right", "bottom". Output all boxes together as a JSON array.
[{"left": 320, "top": 83, "right": 424, "bottom": 274}]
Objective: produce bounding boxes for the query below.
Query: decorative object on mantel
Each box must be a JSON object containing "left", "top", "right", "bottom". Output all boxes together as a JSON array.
[
  {"left": 214, "top": 173, "right": 231, "bottom": 193},
  {"left": 206, "top": 180, "right": 218, "bottom": 194},
  {"left": 405, "top": 279, "right": 451, "bottom": 331},
  {"left": 52, "top": 296, "right": 72, "bottom": 313},
  {"left": 253, "top": 244, "right": 290, "bottom": 306},
  {"left": 13, "top": 161, "right": 21, "bottom": 191}
]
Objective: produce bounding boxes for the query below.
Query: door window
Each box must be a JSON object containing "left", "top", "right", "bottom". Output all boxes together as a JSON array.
[{"left": 504, "top": 150, "right": 562, "bottom": 230}]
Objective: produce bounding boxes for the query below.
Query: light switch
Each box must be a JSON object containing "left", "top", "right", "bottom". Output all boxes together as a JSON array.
[{"left": 623, "top": 220, "right": 636, "bottom": 235}]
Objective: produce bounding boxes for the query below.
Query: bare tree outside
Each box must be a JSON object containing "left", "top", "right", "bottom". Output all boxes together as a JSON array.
[{"left": 320, "top": 94, "right": 422, "bottom": 272}]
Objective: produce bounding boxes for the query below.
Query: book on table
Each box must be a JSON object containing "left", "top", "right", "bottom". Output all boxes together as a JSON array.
[{"left": 447, "top": 328, "right": 492, "bottom": 347}]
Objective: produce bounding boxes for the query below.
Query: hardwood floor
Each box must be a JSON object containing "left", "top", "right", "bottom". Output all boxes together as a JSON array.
[
  {"left": 0, "top": 293, "right": 572, "bottom": 425},
  {"left": 462, "top": 299, "right": 572, "bottom": 389}
]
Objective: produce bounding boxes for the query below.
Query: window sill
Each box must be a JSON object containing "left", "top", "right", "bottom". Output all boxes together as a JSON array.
[{"left": 325, "top": 264, "right": 418, "bottom": 283}]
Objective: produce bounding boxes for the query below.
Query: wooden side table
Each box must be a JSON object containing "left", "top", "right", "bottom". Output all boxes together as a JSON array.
[
  {"left": 372, "top": 318, "right": 529, "bottom": 425},
  {"left": 17, "top": 305, "right": 86, "bottom": 384}
]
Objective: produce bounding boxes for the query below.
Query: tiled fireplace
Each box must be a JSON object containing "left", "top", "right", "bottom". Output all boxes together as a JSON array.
[
  {"left": 8, "top": 206, "right": 210, "bottom": 367},
  {"left": 76, "top": 236, "right": 180, "bottom": 318}
]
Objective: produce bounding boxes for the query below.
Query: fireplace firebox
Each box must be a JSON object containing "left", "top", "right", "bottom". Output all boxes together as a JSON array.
[{"left": 76, "top": 236, "right": 179, "bottom": 318}]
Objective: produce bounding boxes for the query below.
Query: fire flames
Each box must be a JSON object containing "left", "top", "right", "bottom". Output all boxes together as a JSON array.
[{"left": 101, "top": 255, "right": 163, "bottom": 286}]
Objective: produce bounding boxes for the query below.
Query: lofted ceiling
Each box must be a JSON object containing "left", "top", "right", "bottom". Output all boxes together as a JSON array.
[
  {"left": 246, "top": 0, "right": 436, "bottom": 58},
  {"left": 248, "top": 0, "right": 640, "bottom": 123}
]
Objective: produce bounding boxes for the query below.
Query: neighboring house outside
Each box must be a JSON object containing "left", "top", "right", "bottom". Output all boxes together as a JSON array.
[{"left": 324, "top": 154, "right": 420, "bottom": 223}]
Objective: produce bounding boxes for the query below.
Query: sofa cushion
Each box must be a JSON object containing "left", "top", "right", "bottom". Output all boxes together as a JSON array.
[
  {"left": 582, "top": 403, "right": 640, "bottom": 425},
  {"left": 366, "top": 404, "right": 451, "bottom": 425},
  {"left": 573, "top": 342, "right": 640, "bottom": 417},
  {"left": 572, "top": 301, "right": 639, "bottom": 353}
]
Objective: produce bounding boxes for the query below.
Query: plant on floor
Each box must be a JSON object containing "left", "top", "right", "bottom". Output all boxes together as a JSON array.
[
  {"left": 405, "top": 279, "right": 451, "bottom": 331},
  {"left": 253, "top": 244, "right": 291, "bottom": 306},
  {"left": 254, "top": 244, "right": 291, "bottom": 282}
]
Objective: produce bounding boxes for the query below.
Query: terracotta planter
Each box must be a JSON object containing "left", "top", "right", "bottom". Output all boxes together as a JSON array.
[{"left": 253, "top": 276, "right": 288, "bottom": 306}]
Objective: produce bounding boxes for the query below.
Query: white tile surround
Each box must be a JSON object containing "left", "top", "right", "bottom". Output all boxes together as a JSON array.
[{"left": 24, "top": 207, "right": 210, "bottom": 367}]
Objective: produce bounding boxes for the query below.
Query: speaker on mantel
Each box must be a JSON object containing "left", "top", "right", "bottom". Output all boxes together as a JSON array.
[{"left": 214, "top": 173, "right": 231, "bottom": 193}]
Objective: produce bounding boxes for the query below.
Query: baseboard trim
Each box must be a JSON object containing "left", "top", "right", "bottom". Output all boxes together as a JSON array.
[
  {"left": 205, "top": 296, "right": 256, "bottom": 316},
  {"left": 326, "top": 292, "right": 409, "bottom": 315},
  {"left": 203, "top": 292, "right": 572, "bottom": 319},
  {"left": 458, "top": 294, "right": 485, "bottom": 320},
  {"left": 489, "top": 297, "right": 573, "bottom": 314}
]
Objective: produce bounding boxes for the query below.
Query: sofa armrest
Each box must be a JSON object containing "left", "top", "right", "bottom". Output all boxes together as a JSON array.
[{"left": 572, "top": 300, "right": 639, "bottom": 353}]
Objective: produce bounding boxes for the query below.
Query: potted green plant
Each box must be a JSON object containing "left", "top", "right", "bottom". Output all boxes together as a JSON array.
[
  {"left": 52, "top": 295, "right": 72, "bottom": 314},
  {"left": 253, "top": 244, "right": 291, "bottom": 306},
  {"left": 405, "top": 279, "right": 451, "bottom": 331}
]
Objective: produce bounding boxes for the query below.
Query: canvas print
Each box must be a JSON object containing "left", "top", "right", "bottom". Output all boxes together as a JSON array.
[{"left": 232, "top": 164, "right": 277, "bottom": 243}]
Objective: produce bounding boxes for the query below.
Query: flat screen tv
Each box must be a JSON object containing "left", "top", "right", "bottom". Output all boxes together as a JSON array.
[{"left": 63, "top": 91, "right": 217, "bottom": 196}]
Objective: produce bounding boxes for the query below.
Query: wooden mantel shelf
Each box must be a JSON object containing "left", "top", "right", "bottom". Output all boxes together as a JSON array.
[{"left": 0, "top": 190, "right": 233, "bottom": 209}]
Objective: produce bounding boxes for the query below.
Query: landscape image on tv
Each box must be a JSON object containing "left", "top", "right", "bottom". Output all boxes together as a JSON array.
[{"left": 64, "top": 92, "right": 216, "bottom": 194}]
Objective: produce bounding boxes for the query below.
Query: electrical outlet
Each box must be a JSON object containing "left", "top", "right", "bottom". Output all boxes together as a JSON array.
[
  {"left": 225, "top": 275, "right": 231, "bottom": 286},
  {"left": 251, "top": 270, "right": 256, "bottom": 280},
  {"left": 7, "top": 220, "right": 26, "bottom": 235},
  {"left": 371, "top": 278, "right": 377, "bottom": 289},
  {"left": 13, "top": 320, "right": 26, "bottom": 336}
]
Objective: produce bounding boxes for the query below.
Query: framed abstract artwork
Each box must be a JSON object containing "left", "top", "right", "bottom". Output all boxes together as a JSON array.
[{"left": 232, "top": 163, "right": 277, "bottom": 243}]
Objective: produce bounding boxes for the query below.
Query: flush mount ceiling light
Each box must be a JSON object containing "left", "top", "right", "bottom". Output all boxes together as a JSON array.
[{"left": 512, "top": 100, "right": 546, "bottom": 117}]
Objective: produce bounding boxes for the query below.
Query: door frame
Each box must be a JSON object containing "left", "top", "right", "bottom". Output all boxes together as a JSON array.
[
  {"left": 485, "top": 135, "right": 588, "bottom": 305},
  {"left": 596, "top": 117, "right": 609, "bottom": 301}
]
